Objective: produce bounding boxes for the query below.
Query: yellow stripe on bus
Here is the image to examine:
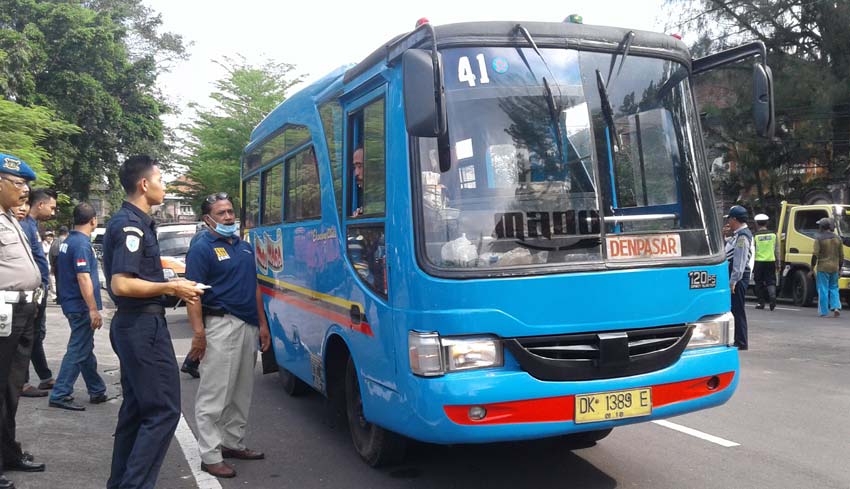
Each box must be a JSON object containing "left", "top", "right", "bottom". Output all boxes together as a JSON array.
[{"left": 257, "top": 275, "right": 362, "bottom": 311}]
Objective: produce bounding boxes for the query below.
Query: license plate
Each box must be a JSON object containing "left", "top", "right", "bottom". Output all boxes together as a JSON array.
[{"left": 574, "top": 388, "right": 652, "bottom": 424}]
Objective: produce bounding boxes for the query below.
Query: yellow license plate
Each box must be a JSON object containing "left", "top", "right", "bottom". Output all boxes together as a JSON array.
[{"left": 574, "top": 388, "right": 652, "bottom": 424}]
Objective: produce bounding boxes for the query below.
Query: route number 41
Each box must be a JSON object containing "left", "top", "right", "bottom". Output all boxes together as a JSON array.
[{"left": 458, "top": 54, "right": 490, "bottom": 87}]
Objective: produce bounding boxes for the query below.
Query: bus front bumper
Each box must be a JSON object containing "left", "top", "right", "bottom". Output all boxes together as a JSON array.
[{"left": 383, "top": 346, "right": 739, "bottom": 444}]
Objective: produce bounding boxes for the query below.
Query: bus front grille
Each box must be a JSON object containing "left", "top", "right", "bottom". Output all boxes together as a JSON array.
[{"left": 504, "top": 324, "right": 693, "bottom": 381}]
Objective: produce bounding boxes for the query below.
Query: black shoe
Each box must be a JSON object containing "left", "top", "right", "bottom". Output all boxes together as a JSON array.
[
  {"left": 89, "top": 394, "right": 108, "bottom": 404},
  {"left": 48, "top": 397, "right": 86, "bottom": 411},
  {"left": 37, "top": 379, "right": 55, "bottom": 390},
  {"left": 4, "top": 457, "right": 45, "bottom": 472},
  {"left": 181, "top": 363, "right": 200, "bottom": 379},
  {"left": 0, "top": 475, "right": 14, "bottom": 489},
  {"left": 755, "top": 304, "right": 765, "bottom": 310},
  {"left": 769, "top": 303, "right": 776, "bottom": 311}
]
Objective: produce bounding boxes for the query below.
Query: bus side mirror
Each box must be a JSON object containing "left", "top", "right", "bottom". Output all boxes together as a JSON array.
[
  {"left": 753, "top": 64, "right": 775, "bottom": 138},
  {"left": 403, "top": 49, "right": 446, "bottom": 138}
]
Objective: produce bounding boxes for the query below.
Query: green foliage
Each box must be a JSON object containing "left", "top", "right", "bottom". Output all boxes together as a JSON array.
[
  {"left": 180, "top": 56, "right": 303, "bottom": 215},
  {"left": 0, "top": 0, "right": 186, "bottom": 203},
  {"left": 668, "top": 0, "right": 850, "bottom": 206},
  {"left": 0, "top": 98, "right": 79, "bottom": 187}
]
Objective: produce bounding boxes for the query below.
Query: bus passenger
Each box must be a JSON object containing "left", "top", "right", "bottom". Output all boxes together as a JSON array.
[{"left": 352, "top": 147, "right": 364, "bottom": 217}]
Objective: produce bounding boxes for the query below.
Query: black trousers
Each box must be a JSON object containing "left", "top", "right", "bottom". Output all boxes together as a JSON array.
[
  {"left": 24, "top": 292, "right": 52, "bottom": 384},
  {"left": 0, "top": 302, "right": 37, "bottom": 469},
  {"left": 753, "top": 261, "right": 777, "bottom": 307},
  {"left": 107, "top": 311, "right": 180, "bottom": 489},
  {"left": 731, "top": 272, "right": 750, "bottom": 350}
]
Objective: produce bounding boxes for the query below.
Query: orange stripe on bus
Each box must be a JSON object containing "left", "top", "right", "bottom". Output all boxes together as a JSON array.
[{"left": 259, "top": 285, "right": 374, "bottom": 337}]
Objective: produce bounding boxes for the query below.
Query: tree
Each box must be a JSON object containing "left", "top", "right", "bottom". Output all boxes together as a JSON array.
[
  {"left": 0, "top": 98, "right": 78, "bottom": 187},
  {"left": 179, "top": 56, "right": 303, "bottom": 214},
  {"left": 667, "top": 0, "right": 850, "bottom": 208},
  {"left": 0, "top": 0, "right": 187, "bottom": 202}
]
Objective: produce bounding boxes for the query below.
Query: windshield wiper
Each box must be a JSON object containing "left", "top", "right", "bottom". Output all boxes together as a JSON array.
[
  {"left": 595, "top": 69, "right": 621, "bottom": 151},
  {"left": 515, "top": 24, "right": 566, "bottom": 162}
]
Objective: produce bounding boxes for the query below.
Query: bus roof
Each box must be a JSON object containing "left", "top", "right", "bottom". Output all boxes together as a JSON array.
[{"left": 250, "top": 20, "right": 690, "bottom": 146}]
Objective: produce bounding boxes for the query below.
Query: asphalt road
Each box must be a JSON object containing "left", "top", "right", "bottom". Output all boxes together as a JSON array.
[{"left": 165, "top": 303, "right": 850, "bottom": 489}]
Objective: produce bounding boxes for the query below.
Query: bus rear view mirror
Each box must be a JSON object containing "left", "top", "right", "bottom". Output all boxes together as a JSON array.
[
  {"left": 752, "top": 63, "right": 775, "bottom": 138},
  {"left": 403, "top": 49, "right": 446, "bottom": 138}
]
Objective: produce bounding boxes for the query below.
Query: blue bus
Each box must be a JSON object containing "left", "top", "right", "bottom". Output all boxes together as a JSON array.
[{"left": 242, "top": 19, "right": 774, "bottom": 466}]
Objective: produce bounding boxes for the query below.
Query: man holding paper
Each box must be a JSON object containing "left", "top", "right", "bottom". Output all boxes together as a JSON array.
[{"left": 185, "top": 192, "right": 271, "bottom": 479}]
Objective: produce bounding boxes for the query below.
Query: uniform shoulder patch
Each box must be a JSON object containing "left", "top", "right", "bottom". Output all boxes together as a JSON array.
[
  {"left": 126, "top": 235, "right": 140, "bottom": 252},
  {"left": 123, "top": 226, "right": 144, "bottom": 236},
  {"left": 735, "top": 236, "right": 748, "bottom": 248}
]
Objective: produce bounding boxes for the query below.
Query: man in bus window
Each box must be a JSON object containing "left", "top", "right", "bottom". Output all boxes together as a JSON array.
[
  {"left": 185, "top": 192, "right": 271, "bottom": 479},
  {"left": 352, "top": 147, "right": 364, "bottom": 217}
]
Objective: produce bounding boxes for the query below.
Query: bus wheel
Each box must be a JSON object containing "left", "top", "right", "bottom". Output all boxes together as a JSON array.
[
  {"left": 344, "top": 357, "right": 406, "bottom": 467},
  {"left": 279, "top": 368, "right": 309, "bottom": 396},
  {"left": 561, "top": 428, "right": 613, "bottom": 448},
  {"left": 792, "top": 270, "right": 814, "bottom": 307}
]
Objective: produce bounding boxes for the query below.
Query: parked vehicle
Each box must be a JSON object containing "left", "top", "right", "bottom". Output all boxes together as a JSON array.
[
  {"left": 776, "top": 201, "right": 850, "bottom": 305},
  {"left": 156, "top": 223, "right": 198, "bottom": 306}
]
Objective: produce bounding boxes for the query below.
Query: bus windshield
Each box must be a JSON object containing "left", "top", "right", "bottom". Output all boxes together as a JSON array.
[{"left": 415, "top": 47, "right": 720, "bottom": 272}]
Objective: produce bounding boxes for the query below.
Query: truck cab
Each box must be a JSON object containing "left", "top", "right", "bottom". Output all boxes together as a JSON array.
[{"left": 776, "top": 201, "right": 850, "bottom": 305}]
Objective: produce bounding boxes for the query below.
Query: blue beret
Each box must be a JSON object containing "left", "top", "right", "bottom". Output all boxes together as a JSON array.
[{"left": 0, "top": 153, "right": 37, "bottom": 181}]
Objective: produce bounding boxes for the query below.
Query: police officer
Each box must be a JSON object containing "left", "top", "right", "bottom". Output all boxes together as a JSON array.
[
  {"left": 725, "top": 205, "right": 753, "bottom": 350},
  {"left": 103, "top": 155, "right": 202, "bottom": 489},
  {"left": 752, "top": 213, "right": 778, "bottom": 311},
  {"left": 0, "top": 154, "right": 46, "bottom": 489}
]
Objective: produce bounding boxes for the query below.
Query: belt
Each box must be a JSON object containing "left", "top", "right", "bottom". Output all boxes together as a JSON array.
[
  {"left": 1, "top": 289, "right": 41, "bottom": 304},
  {"left": 203, "top": 307, "right": 226, "bottom": 317},
  {"left": 118, "top": 304, "right": 165, "bottom": 315}
]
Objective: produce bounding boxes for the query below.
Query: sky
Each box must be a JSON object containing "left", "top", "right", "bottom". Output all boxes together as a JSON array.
[{"left": 145, "top": 0, "right": 673, "bottom": 122}]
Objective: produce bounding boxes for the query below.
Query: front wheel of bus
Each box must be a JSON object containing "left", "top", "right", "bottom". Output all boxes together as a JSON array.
[{"left": 345, "top": 357, "right": 407, "bottom": 467}]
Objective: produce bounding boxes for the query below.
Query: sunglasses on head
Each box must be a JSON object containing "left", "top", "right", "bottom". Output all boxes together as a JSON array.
[{"left": 204, "top": 192, "right": 229, "bottom": 204}]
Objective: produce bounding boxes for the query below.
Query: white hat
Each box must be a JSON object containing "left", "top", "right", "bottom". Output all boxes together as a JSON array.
[{"left": 754, "top": 213, "right": 769, "bottom": 221}]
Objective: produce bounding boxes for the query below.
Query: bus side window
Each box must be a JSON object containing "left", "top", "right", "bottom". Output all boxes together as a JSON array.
[{"left": 346, "top": 96, "right": 387, "bottom": 296}]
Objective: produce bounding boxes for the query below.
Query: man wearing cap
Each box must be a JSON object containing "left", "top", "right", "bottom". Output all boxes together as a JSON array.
[
  {"left": 725, "top": 205, "right": 753, "bottom": 350},
  {"left": 0, "top": 153, "right": 47, "bottom": 489},
  {"left": 752, "top": 213, "right": 778, "bottom": 311},
  {"left": 811, "top": 217, "right": 843, "bottom": 318},
  {"left": 19, "top": 189, "right": 58, "bottom": 397}
]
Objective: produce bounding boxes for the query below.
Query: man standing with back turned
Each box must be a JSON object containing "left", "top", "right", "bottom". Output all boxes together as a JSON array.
[
  {"left": 752, "top": 213, "right": 778, "bottom": 311},
  {"left": 103, "top": 155, "right": 203, "bottom": 489}
]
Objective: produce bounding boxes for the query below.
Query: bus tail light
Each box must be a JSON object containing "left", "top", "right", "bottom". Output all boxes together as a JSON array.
[
  {"left": 686, "top": 312, "right": 734, "bottom": 349},
  {"left": 409, "top": 332, "right": 503, "bottom": 376}
]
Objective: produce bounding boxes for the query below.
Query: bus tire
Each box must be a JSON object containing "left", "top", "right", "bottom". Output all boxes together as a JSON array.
[
  {"left": 792, "top": 269, "right": 814, "bottom": 307},
  {"left": 345, "top": 357, "right": 407, "bottom": 467},
  {"left": 279, "top": 368, "right": 309, "bottom": 396},
  {"left": 561, "top": 428, "right": 613, "bottom": 448}
]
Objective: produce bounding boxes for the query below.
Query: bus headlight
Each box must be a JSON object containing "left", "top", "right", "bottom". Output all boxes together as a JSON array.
[
  {"left": 686, "top": 312, "right": 734, "bottom": 349},
  {"left": 409, "top": 332, "right": 503, "bottom": 376}
]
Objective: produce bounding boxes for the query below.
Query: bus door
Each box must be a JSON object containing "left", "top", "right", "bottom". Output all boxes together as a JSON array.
[{"left": 341, "top": 88, "right": 397, "bottom": 384}]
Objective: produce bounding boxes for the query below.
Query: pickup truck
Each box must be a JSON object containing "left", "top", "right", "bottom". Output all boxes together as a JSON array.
[{"left": 776, "top": 201, "right": 850, "bottom": 306}]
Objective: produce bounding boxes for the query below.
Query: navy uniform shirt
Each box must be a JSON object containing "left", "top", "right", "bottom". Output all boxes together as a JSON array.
[
  {"left": 185, "top": 229, "right": 258, "bottom": 326},
  {"left": 21, "top": 215, "right": 48, "bottom": 288},
  {"left": 56, "top": 230, "right": 102, "bottom": 315},
  {"left": 103, "top": 201, "right": 165, "bottom": 309}
]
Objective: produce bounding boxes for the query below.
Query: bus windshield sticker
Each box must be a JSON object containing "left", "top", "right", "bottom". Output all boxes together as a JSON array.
[{"left": 606, "top": 233, "right": 681, "bottom": 260}]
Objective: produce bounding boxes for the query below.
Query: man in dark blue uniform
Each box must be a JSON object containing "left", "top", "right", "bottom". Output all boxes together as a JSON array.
[
  {"left": 0, "top": 154, "right": 46, "bottom": 489},
  {"left": 19, "top": 189, "right": 57, "bottom": 397},
  {"left": 49, "top": 202, "right": 107, "bottom": 411},
  {"left": 103, "top": 155, "right": 202, "bottom": 489}
]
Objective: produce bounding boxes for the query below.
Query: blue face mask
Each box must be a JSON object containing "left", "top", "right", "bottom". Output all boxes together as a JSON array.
[{"left": 208, "top": 219, "right": 237, "bottom": 237}]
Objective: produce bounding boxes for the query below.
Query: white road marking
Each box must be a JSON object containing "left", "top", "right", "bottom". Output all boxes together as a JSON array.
[
  {"left": 652, "top": 420, "right": 740, "bottom": 447},
  {"left": 174, "top": 413, "right": 223, "bottom": 489}
]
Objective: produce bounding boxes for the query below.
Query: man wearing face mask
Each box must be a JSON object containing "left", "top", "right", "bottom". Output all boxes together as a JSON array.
[{"left": 185, "top": 192, "right": 270, "bottom": 479}]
